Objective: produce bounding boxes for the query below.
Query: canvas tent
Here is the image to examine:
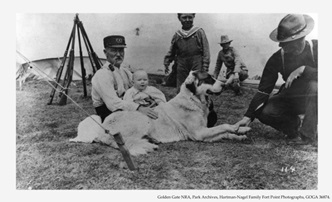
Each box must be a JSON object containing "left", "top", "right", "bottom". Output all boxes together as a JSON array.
[{"left": 16, "top": 55, "right": 107, "bottom": 82}]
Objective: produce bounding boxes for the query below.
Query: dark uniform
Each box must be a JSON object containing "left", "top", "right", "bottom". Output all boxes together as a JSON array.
[{"left": 245, "top": 40, "right": 318, "bottom": 141}]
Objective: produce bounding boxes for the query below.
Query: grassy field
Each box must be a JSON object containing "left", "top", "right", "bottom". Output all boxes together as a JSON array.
[{"left": 16, "top": 78, "right": 318, "bottom": 190}]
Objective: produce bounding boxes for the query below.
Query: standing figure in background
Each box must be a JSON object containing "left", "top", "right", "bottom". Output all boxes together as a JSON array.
[
  {"left": 213, "top": 35, "right": 249, "bottom": 95},
  {"left": 164, "top": 13, "right": 210, "bottom": 91}
]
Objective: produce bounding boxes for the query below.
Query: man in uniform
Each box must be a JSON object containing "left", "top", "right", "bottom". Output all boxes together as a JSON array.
[
  {"left": 236, "top": 14, "right": 318, "bottom": 145},
  {"left": 91, "top": 35, "right": 158, "bottom": 122}
]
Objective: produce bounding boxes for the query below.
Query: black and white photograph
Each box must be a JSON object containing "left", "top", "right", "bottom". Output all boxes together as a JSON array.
[{"left": 8, "top": 0, "right": 332, "bottom": 201}]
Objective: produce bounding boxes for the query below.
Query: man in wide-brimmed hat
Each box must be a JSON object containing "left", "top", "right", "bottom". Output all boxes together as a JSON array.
[
  {"left": 213, "top": 35, "right": 249, "bottom": 95},
  {"left": 236, "top": 14, "right": 317, "bottom": 145},
  {"left": 91, "top": 35, "right": 158, "bottom": 122}
]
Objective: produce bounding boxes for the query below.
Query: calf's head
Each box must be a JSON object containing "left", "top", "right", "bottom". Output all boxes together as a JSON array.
[{"left": 184, "top": 70, "right": 224, "bottom": 97}]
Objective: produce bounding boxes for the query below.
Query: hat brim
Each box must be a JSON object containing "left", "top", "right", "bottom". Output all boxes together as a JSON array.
[
  {"left": 219, "top": 40, "right": 233, "bottom": 44},
  {"left": 105, "top": 45, "right": 127, "bottom": 48},
  {"left": 269, "top": 14, "right": 315, "bottom": 43}
]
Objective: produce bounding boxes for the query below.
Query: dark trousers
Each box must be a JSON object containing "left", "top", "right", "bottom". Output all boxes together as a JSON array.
[
  {"left": 238, "top": 69, "right": 249, "bottom": 82},
  {"left": 225, "top": 69, "right": 249, "bottom": 94},
  {"left": 176, "top": 55, "right": 203, "bottom": 91},
  {"left": 225, "top": 69, "right": 249, "bottom": 82},
  {"left": 256, "top": 79, "right": 317, "bottom": 140},
  {"left": 95, "top": 104, "right": 112, "bottom": 123}
]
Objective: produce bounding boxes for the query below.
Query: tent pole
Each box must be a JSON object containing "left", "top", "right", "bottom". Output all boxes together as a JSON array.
[
  {"left": 47, "top": 13, "right": 103, "bottom": 105},
  {"left": 76, "top": 18, "right": 87, "bottom": 97},
  {"left": 47, "top": 19, "right": 76, "bottom": 105},
  {"left": 77, "top": 20, "right": 102, "bottom": 71},
  {"left": 58, "top": 17, "right": 77, "bottom": 105},
  {"left": 77, "top": 22, "right": 97, "bottom": 74}
]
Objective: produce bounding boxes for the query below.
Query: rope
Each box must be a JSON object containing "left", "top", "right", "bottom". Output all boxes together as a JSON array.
[
  {"left": 17, "top": 51, "right": 67, "bottom": 90},
  {"left": 16, "top": 50, "right": 108, "bottom": 132}
]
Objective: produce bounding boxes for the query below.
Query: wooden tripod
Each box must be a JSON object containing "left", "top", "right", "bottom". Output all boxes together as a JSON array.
[{"left": 47, "top": 14, "right": 102, "bottom": 105}]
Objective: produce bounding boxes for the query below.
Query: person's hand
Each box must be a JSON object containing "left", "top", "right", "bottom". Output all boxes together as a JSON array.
[
  {"left": 164, "top": 65, "right": 170, "bottom": 75},
  {"left": 148, "top": 100, "right": 158, "bottom": 108},
  {"left": 233, "top": 72, "right": 240, "bottom": 83},
  {"left": 235, "top": 116, "right": 251, "bottom": 128},
  {"left": 225, "top": 74, "right": 234, "bottom": 86},
  {"left": 285, "top": 66, "right": 305, "bottom": 88},
  {"left": 137, "top": 106, "right": 158, "bottom": 119}
]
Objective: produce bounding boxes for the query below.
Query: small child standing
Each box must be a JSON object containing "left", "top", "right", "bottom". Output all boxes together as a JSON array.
[{"left": 123, "top": 69, "right": 166, "bottom": 108}]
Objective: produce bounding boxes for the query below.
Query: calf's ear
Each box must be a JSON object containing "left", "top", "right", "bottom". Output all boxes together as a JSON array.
[
  {"left": 192, "top": 70, "right": 199, "bottom": 78},
  {"left": 184, "top": 71, "right": 196, "bottom": 85},
  {"left": 186, "top": 82, "right": 196, "bottom": 94}
]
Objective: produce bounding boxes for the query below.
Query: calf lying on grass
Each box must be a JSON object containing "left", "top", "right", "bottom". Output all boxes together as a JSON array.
[{"left": 70, "top": 71, "right": 251, "bottom": 155}]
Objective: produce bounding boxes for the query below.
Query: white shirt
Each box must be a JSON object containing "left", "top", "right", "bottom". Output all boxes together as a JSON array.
[{"left": 91, "top": 61, "right": 139, "bottom": 111}]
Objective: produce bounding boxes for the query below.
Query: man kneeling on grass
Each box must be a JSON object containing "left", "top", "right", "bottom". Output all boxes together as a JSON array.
[{"left": 236, "top": 14, "right": 317, "bottom": 146}]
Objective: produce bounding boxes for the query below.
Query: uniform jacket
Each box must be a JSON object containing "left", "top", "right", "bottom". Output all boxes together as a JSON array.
[
  {"left": 245, "top": 39, "right": 318, "bottom": 119},
  {"left": 91, "top": 61, "right": 139, "bottom": 111}
]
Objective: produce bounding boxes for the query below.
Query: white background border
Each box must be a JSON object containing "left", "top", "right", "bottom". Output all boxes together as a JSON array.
[{"left": 4, "top": 0, "right": 332, "bottom": 201}]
